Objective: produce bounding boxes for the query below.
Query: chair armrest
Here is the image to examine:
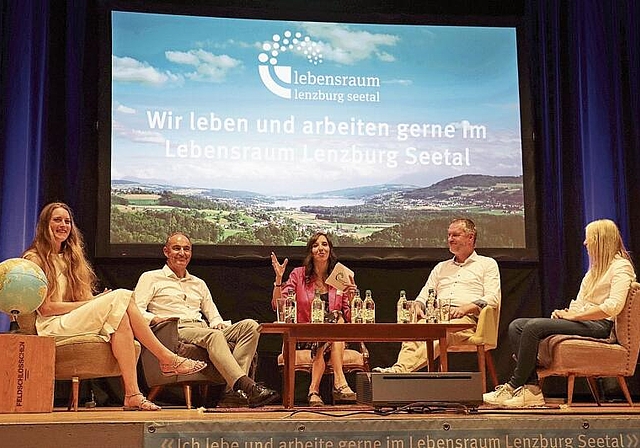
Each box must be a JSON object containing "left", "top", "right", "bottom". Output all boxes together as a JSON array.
[
  {"left": 467, "top": 306, "right": 499, "bottom": 348},
  {"left": 150, "top": 318, "right": 181, "bottom": 352},
  {"left": 358, "top": 342, "right": 370, "bottom": 360}
]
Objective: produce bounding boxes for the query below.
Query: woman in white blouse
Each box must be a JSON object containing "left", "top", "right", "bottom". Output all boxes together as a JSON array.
[{"left": 484, "top": 219, "right": 635, "bottom": 408}]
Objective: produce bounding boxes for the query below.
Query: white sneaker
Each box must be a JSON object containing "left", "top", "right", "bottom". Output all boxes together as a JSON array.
[
  {"left": 502, "top": 385, "right": 546, "bottom": 408},
  {"left": 483, "top": 383, "right": 516, "bottom": 406},
  {"left": 372, "top": 366, "right": 396, "bottom": 373}
]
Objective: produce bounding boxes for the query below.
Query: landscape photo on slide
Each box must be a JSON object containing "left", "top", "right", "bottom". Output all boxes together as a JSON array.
[{"left": 110, "top": 12, "right": 526, "bottom": 248}]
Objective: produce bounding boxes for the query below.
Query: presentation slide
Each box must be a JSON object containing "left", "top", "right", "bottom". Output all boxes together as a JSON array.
[{"left": 109, "top": 11, "right": 528, "bottom": 250}]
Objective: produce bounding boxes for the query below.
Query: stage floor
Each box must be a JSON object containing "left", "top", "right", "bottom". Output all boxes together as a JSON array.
[{"left": 2, "top": 402, "right": 640, "bottom": 448}]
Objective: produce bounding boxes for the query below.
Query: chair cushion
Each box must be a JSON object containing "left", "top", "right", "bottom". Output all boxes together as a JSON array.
[
  {"left": 537, "top": 336, "right": 629, "bottom": 377},
  {"left": 55, "top": 337, "right": 141, "bottom": 379}
]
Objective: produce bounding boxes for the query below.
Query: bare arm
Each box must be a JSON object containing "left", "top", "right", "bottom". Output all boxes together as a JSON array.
[
  {"left": 38, "top": 299, "right": 91, "bottom": 317},
  {"left": 271, "top": 251, "right": 288, "bottom": 306}
]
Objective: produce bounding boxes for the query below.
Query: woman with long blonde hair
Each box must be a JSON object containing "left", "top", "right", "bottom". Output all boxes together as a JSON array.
[
  {"left": 484, "top": 219, "right": 635, "bottom": 408},
  {"left": 23, "top": 202, "right": 207, "bottom": 411}
]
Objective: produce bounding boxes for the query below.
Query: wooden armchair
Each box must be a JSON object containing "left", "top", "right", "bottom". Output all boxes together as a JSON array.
[
  {"left": 276, "top": 342, "right": 370, "bottom": 403},
  {"left": 446, "top": 305, "right": 500, "bottom": 393},
  {"left": 537, "top": 281, "right": 640, "bottom": 406},
  {"left": 16, "top": 312, "right": 140, "bottom": 411}
]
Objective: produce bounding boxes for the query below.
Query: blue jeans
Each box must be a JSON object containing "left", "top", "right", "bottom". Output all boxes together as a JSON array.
[{"left": 507, "top": 317, "right": 612, "bottom": 387}]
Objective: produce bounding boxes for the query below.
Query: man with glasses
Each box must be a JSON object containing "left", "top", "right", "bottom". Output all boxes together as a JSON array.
[{"left": 134, "top": 231, "right": 278, "bottom": 408}]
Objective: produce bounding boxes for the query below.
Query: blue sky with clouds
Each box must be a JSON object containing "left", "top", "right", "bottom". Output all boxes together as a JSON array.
[{"left": 112, "top": 11, "right": 523, "bottom": 195}]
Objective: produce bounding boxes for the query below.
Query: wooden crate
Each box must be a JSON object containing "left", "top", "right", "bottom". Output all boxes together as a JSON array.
[{"left": 0, "top": 334, "right": 55, "bottom": 413}]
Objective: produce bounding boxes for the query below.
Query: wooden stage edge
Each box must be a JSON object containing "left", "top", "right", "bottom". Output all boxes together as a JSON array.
[{"left": 2, "top": 403, "right": 640, "bottom": 448}]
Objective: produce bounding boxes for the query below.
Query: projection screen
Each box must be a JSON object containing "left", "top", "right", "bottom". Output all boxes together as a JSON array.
[{"left": 97, "top": 7, "right": 537, "bottom": 261}]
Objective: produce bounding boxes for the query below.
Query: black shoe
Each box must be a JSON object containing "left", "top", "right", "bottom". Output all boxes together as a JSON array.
[
  {"left": 246, "top": 384, "right": 279, "bottom": 408},
  {"left": 217, "top": 390, "right": 249, "bottom": 408}
]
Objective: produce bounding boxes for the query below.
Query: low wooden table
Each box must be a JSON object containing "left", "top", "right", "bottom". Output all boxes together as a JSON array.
[{"left": 259, "top": 322, "right": 474, "bottom": 408}]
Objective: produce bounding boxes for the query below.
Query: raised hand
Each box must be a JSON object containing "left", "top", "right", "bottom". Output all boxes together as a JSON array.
[
  {"left": 342, "top": 275, "right": 357, "bottom": 300},
  {"left": 271, "top": 251, "right": 288, "bottom": 282}
]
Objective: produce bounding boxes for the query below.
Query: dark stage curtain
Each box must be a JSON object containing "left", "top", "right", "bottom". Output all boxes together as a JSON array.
[
  {"left": 0, "top": 0, "right": 97, "bottom": 331},
  {"left": 0, "top": 1, "right": 48, "bottom": 258},
  {"left": 0, "top": 0, "right": 50, "bottom": 330},
  {"left": 527, "top": 0, "right": 640, "bottom": 315}
]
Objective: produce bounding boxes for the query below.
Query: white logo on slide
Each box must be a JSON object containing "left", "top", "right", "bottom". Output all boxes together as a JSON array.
[{"left": 258, "top": 30, "right": 323, "bottom": 99}]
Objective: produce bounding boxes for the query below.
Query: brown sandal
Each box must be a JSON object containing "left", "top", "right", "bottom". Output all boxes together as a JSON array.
[
  {"left": 123, "top": 393, "right": 161, "bottom": 411},
  {"left": 308, "top": 391, "right": 324, "bottom": 407},
  {"left": 333, "top": 384, "right": 357, "bottom": 402},
  {"left": 160, "top": 355, "right": 207, "bottom": 376}
]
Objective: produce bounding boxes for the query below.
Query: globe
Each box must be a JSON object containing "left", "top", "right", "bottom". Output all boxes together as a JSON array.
[{"left": 0, "top": 258, "right": 48, "bottom": 319}]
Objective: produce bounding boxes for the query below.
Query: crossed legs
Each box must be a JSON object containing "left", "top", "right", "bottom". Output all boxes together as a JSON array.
[
  {"left": 108, "top": 290, "right": 205, "bottom": 408},
  {"left": 178, "top": 320, "right": 258, "bottom": 389}
]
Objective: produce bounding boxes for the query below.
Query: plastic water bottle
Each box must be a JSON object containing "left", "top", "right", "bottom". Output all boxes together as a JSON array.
[
  {"left": 363, "top": 289, "right": 375, "bottom": 323},
  {"left": 311, "top": 289, "right": 324, "bottom": 323},
  {"left": 426, "top": 288, "right": 437, "bottom": 323},
  {"left": 285, "top": 290, "right": 297, "bottom": 323},
  {"left": 431, "top": 288, "right": 441, "bottom": 323},
  {"left": 397, "top": 290, "right": 409, "bottom": 323},
  {"left": 351, "top": 289, "right": 364, "bottom": 323},
  {"left": 432, "top": 289, "right": 439, "bottom": 321}
]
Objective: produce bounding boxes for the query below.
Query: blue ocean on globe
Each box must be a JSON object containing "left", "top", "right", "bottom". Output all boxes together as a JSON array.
[{"left": 0, "top": 258, "right": 48, "bottom": 315}]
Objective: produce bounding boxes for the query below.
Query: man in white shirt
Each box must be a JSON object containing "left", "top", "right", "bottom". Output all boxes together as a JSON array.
[
  {"left": 134, "top": 232, "right": 278, "bottom": 408},
  {"left": 373, "top": 218, "right": 501, "bottom": 373}
]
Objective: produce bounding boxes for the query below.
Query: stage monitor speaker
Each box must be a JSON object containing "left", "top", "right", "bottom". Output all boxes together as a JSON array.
[{"left": 356, "top": 372, "right": 483, "bottom": 408}]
